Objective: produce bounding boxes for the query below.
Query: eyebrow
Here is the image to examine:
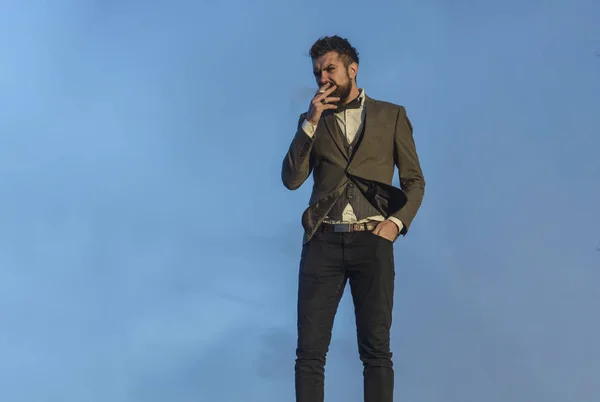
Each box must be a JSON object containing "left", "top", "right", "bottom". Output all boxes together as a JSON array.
[{"left": 313, "top": 63, "right": 336, "bottom": 74}]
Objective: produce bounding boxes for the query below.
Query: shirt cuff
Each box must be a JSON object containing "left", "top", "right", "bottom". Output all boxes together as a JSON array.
[
  {"left": 301, "top": 119, "right": 316, "bottom": 138},
  {"left": 387, "top": 216, "right": 404, "bottom": 234}
]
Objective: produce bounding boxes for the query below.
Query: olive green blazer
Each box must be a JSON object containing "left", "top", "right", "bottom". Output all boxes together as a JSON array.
[{"left": 282, "top": 95, "right": 425, "bottom": 244}]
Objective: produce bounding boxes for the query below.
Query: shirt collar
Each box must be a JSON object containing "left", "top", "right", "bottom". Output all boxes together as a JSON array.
[
  {"left": 358, "top": 88, "right": 366, "bottom": 105},
  {"left": 336, "top": 88, "right": 366, "bottom": 114}
]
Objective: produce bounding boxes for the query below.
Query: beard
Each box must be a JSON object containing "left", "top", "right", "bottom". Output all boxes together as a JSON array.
[{"left": 327, "top": 78, "right": 352, "bottom": 104}]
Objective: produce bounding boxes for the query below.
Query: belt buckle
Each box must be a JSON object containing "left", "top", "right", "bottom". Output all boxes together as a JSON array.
[{"left": 333, "top": 223, "right": 351, "bottom": 233}]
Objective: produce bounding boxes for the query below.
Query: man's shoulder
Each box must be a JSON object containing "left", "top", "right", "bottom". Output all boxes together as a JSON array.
[
  {"left": 367, "top": 96, "right": 406, "bottom": 113},
  {"left": 366, "top": 97, "right": 409, "bottom": 125}
]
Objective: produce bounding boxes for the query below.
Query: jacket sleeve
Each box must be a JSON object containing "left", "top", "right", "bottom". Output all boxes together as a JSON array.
[
  {"left": 281, "top": 113, "right": 315, "bottom": 190},
  {"left": 390, "top": 106, "right": 425, "bottom": 235}
]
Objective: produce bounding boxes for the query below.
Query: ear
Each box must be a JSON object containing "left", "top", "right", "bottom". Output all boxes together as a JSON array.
[{"left": 348, "top": 62, "right": 358, "bottom": 80}]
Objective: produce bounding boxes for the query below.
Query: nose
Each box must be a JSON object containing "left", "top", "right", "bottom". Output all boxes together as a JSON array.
[{"left": 317, "top": 72, "right": 329, "bottom": 86}]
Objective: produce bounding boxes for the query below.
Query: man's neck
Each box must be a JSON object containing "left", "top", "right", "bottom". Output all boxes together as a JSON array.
[{"left": 342, "top": 87, "right": 361, "bottom": 105}]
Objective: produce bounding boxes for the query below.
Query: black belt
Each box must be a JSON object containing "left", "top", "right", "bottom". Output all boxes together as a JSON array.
[{"left": 319, "top": 220, "right": 379, "bottom": 233}]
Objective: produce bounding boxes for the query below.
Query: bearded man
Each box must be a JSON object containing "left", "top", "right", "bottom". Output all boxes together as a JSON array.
[{"left": 282, "top": 35, "right": 426, "bottom": 402}]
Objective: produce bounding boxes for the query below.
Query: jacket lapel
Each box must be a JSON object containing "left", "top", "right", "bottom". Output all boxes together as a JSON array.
[
  {"left": 347, "top": 96, "right": 377, "bottom": 166},
  {"left": 322, "top": 111, "right": 349, "bottom": 161}
]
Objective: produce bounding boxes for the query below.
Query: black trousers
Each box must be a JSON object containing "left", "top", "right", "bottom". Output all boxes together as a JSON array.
[{"left": 295, "top": 230, "right": 395, "bottom": 402}]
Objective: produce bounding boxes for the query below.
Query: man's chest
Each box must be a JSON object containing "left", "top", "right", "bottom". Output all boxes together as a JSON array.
[
  {"left": 334, "top": 109, "right": 363, "bottom": 143},
  {"left": 312, "top": 117, "right": 396, "bottom": 166}
]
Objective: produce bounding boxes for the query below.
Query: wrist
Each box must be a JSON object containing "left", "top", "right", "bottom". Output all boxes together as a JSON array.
[{"left": 302, "top": 119, "right": 317, "bottom": 137}]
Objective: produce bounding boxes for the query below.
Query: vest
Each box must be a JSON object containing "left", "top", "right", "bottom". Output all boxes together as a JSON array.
[{"left": 325, "top": 117, "right": 382, "bottom": 221}]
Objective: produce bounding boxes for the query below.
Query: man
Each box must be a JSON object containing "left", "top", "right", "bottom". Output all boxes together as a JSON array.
[{"left": 281, "top": 35, "right": 425, "bottom": 402}]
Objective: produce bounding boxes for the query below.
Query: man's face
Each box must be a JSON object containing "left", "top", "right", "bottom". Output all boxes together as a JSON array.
[{"left": 312, "top": 51, "right": 357, "bottom": 104}]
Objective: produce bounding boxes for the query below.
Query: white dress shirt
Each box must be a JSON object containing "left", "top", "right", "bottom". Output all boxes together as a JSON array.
[{"left": 300, "top": 89, "right": 404, "bottom": 233}]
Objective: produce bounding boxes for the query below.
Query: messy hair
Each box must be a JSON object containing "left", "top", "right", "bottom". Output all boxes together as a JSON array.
[{"left": 309, "top": 35, "right": 359, "bottom": 67}]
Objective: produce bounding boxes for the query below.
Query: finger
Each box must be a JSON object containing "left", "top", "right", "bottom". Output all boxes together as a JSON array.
[
  {"left": 320, "top": 82, "right": 336, "bottom": 91},
  {"left": 313, "top": 97, "right": 339, "bottom": 109},
  {"left": 316, "top": 98, "right": 340, "bottom": 108},
  {"left": 323, "top": 84, "right": 337, "bottom": 96},
  {"left": 321, "top": 96, "right": 340, "bottom": 103},
  {"left": 315, "top": 84, "right": 337, "bottom": 100},
  {"left": 315, "top": 83, "right": 331, "bottom": 96}
]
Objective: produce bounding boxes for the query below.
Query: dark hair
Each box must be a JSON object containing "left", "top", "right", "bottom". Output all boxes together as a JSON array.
[{"left": 309, "top": 35, "right": 359, "bottom": 67}]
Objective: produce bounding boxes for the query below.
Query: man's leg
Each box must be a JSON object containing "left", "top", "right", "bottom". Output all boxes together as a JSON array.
[
  {"left": 295, "top": 232, "right": 346, "bottom": 402},
  {"left": 346, "top": 231, "right": 395, "bottom": 402}
]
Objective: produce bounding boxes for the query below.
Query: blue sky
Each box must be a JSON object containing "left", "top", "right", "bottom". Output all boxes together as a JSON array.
[{"left": 1, "top": 1, "right": 599, "bottom": 401}]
